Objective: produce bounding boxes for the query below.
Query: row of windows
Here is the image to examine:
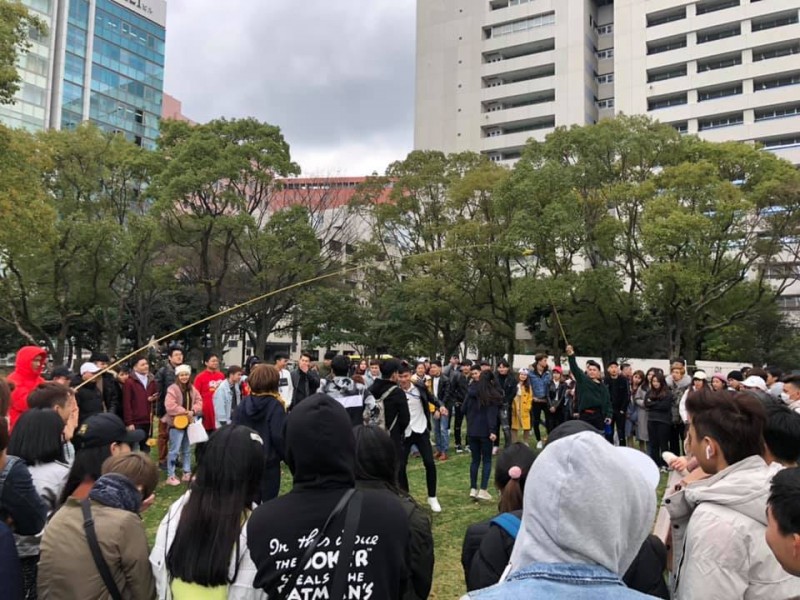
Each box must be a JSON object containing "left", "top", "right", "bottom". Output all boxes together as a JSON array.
[
  {"left": 98, "top": 0, "right": 164, "bottom": 38},
  {"left": 94, "top": 8, "right": 165, "bottom": 61},
  {"left": 596, "top": 73, "right": 614, "bottom": 84},
  {"left": 698, "top": 84, "right": 742, "bottom": 101},
  {"left": 755, "top": 103, "right": 800, "bottom": 122},
  {"left": 647, "top": 2, "right": 796, "bottom": 28},
  {"left": 487, "top": 12, "right": 555, "bottom": 38},
  {"left": 597, "top": 98, "right": 614, "bottom": 109},
  {"left": 699, "top": 113, "right": 743, "bottom": 131},
  {"left": 647, "top": 12, "right": 799, "bottom": 57},
  {"left": 597, "top": 48, "right": 614, "bottom": 59},
  {"left": 484, "top": 117, "right": 555, "bottom": 137},
  {"left": 596, "top": 24, "right": 614, "bottom": 36}
]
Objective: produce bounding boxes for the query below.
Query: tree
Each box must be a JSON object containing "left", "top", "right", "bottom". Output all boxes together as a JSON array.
[
  {"left": 154, "top": 118, "right": 300, "bottom": 351},
  {"left": 0, "top": 0, "right": 45, "bottom": 104}
]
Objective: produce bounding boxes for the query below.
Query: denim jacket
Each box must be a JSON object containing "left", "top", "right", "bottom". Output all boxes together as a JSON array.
[
  {"left": 528, "top": 369, "right": 552, "bottom": 400},
  {"left": 463, "top": 563, "right": 659, "bottom": 600}
]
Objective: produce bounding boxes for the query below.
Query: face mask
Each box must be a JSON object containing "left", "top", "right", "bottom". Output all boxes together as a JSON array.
[{"left": 781, "top": 392, "right": 791, "bottom": 403}]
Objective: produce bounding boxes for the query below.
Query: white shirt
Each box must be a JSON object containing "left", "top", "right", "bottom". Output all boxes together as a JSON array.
[
  {"left": 433, "top": 376, "right": 440, "bottom": 400},
  {"left": 279, "top": 368, "right": 294, "bottom": 408},
  {"left": 404, "top": 385, "right": 427, "bottom": 437}
]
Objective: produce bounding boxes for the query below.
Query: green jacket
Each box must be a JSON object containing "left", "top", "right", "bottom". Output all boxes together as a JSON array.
[{"left": 568, "top": 355, "right": 612, "bottom": 419}]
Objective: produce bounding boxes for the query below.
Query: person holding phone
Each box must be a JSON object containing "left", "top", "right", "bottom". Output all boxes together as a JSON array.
[{"left": 123, "top": 357, "right": 159, "bottom": 452}]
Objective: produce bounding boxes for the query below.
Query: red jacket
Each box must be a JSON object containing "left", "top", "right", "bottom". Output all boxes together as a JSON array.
[
  {"left": 122, "top": 373, "right": 157, "bottom": 427},
  {"left": 8, "top": 346, "right": 47, "bottom": 429},
  {"left": 193, "top": 370, "right": 225, "bottom": 432}
]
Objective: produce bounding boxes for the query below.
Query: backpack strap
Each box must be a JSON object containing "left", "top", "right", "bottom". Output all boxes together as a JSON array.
[
  {"left": 490, "top": 512, "right": 521, "bottom": 539},
  {"left": 0, "top": 455, "right": 21, "bottom": 501},
  {"left": 378, "top": 385, "right": 399, "bottom": 431},
  {"left": 81, "top": 499, "right": 124, "bottom": 600}
]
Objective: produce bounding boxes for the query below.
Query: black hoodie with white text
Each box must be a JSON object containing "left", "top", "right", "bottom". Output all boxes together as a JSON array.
[{"left": 247, "top": 393, "right": 410, "bottom": 600}]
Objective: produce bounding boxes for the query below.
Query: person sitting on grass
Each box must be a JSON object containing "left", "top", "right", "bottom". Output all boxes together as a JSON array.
[{"left": 461, "top": 442, "right": 536, "bottom": 591}]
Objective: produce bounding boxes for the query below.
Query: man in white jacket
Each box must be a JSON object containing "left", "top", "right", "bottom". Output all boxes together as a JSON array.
[
  {"left": 274, "top": 352, "right": 294, "bottom": 409},
  {"left": 666, "top": 389, "right": 800, "bottom": 600}
]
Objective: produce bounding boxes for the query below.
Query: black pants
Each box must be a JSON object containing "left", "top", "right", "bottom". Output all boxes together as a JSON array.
[
  {"left": 259, "top": 462, "right": 281, "bottom": 503},
  {"left": 493, "top": 405, "right": 512, "bottom": 449},
  {"left": 649, "top": 421, "right": 671, "bottom": 468},
  {"left": 454, "top": 402, "right": 466, "bottom": 448},
  {"left": 580, "top": 410, "right": 605, "bottom": 432},
  {"left": 132, "top": 424, "right": 150, "bottom": 452},
  {"left": 545, "top": 406, "right": 564, "bottom": 434},
  {"left": 21, "top": 555, "right": 37, "bottom": 600},
  {"left": 609, "top": 410, "right": 627, "bottom": 446},
  {"left": 469, "top": 436, "right": 493, "bottom": 490},
  {"left": 669, "top": 422, "right": 685, "bottom": 456},
  {"left": 399, "top": 431, "right": 437, "bottom": 497},
  {"left": 531, "top": 401, "right": 547, "bottom": 441}
]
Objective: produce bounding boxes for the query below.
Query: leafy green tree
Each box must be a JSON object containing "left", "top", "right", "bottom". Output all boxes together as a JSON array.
[{"left": 0, "top": 0, "right": 45, "bottom": 104}]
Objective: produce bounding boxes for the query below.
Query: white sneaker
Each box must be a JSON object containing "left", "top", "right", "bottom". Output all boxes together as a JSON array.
[
  {"left": 536, "top": 441, "right": 543, "bottom": 449},
  {"left": 427, "top": 497, "right": 442, "bottom": 513},
  {"left": 469, "top": 488, "right": 478, "bottom": 498},
  {"left": 477, "top": 489, "right": 493, "bottom": 501},
  {"left": 492, "top": 446, "right": 499, "bottom": 456}
]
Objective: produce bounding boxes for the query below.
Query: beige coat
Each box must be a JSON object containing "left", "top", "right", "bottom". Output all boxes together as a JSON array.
[
  {"left": 665, "top": 456, "right": 800, "bottom": 600},
  {"left": 38, "top": 498, "right": 155, "bottom": 599},
  {"left": 163, "top": 383, "right": 202, "bottom": 427}
]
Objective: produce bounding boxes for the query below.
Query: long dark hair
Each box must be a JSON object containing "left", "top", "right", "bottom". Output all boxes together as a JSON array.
[
  {"left": 8, "top": 409, "right": 66, "bottom": 465},
  {"left": 59, "top": 446, "right": 112, "bottom": 505},
  {"left": 166, "top": 425, "right": 265, "bottom": 587},
  {"left": 477, "top": 371, "right": 503, "bottom": 407},
  {"left": 649, "top": 371, "right": 670, "bottom": 399},
  {"left": 353, "top": 425, "right": 400, "bottom": 492}
]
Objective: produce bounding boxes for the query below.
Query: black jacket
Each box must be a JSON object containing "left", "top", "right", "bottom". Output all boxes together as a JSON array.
[
  {"left": 623, "top": 534, "right": 670, "bottom": 599},
  {"left": 247, "top": 394, "right": 410, "bottom": 600},
  {"left": 431, "top": 376, "right": 452, "bottom": 411},
  {"left": 98, "top": 372, "right": 122, "bottom": 419},
  {"left": 605, "top": 374, "right": 630, "bottom": 413},
  {"left": 461, "top": 510, "right": 521, "bottom": 592},
  {"left": 645, "top": 389, "right": 672, "bottom": 424},
  {"left": 449, "top": 372, "right": 469, "bottom": 405},
  {"left": 356, "top": 479, "right": 433, "bottom": 600},
  {"left": 369, "top": 379, "right": 411, "bottom": 442},
  {"left": 72, "top": 377, "right": 105, "bottom": 426},
  {"left": 495, "top": 372, "right": 517, "bottom": 408},
  {"left": 232, "top": 394, "right": 286, "bottom": 467},
  {"left": 290, "top": 369, "right": 320, "bottom": 408},
  {"left": 154, "top": 363, "right": 177, "bottom": 418},
  {"left": 463, "top": 384, "right": 499, "bottom": 438}
]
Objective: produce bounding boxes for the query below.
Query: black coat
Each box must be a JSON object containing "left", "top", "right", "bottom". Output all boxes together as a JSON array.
[
  {"left": 290, "top": 369, "right": 320, "bottom": 408},
  {"left": 623, "top": 534, "right": 670, "bottom": 599},
  {"left": 461, "top": 510, "right": 521, "bottom": 592},
  {"left": 605, "top": 374, "right": 630, "bottom": 413},
  {"left": 369, "top": 379, "right": 411, "bottom": 443},
  {"left": 495, "top": 372, "right": 517, "bottom": 408}
]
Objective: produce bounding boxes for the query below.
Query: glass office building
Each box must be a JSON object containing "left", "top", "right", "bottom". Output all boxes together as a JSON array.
[{"left": 0, "top": 0, "right": 166, "bottom": 149}]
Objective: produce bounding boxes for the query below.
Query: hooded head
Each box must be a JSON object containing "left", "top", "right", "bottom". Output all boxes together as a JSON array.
[
  {"left": 508, "top": 431, "right": 657, "bottom": 576},
  {"left": 13, "top": 346, "right": 47, "bottom": 381},
  {"left": 286, "top": 393, "right": 355, "bottom": 491}
]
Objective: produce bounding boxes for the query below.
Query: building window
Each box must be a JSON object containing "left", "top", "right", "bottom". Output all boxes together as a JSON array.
[
  {"left": 647, "top": 64, "right": 687, "bottom": 82},
  {"left": 697, "top": 53, "right": 742, "bottom": 72},
  {"left": 755, "top": 72, "right": 800, "bottom": 91},
  {"left": 597, "top": 48, "right": 614, "bottom": 59},
  {"left": 751, "top": 12, "right": 799, "bottom": 33},
  {"left": 596, "top": 73, "right": 614, "bottom": 84},
  {"left": 755, "top": 103, "right": 800, "bottom": 122},
  {"left": 647, "top": 36, "right": 687, "bottom": 55},
  {"left": 695, "top": 0, "right": 740, "bottom": 16},
  {"left": 760, "top": 135, "right": 800, "bottom": 148},
  {"left": 647, "top": 7, "right": 686, "bottom": 28},
  {"left": 596, "top": 98, "right": 614, "bottom": 109},
  {"left": 670, "top": 122, "right": 689, "bottom": 134},
  {"left": 487, "top": 12, "right": 555, "bottom": 38},
  {"left": 698, "top": 113, "right": 744, "bottom": 131},
  {"left": 698, "top": 83, "right": 742, "bottom": 102},
  {"left": 777, "top": 295, "right": 800, "bottom": 311},
  {"left": 596, "top": 23, "right": 614, "bottom": 35},
  {"left": 697, "top": 25, "right": 741, "bottom": 44},
  {"left": 753, "top": 42, "right": 800, "bottom": 62},
  {"left": 647, "top": 93, "right": 688, "bottom": 111}
]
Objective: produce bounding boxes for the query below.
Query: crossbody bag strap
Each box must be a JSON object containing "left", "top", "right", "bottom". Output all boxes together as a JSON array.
[
  {"left": 328, "top": 490, "right": 363, "bottom": 600},
  {"left": 81, "top": 499, "right": 124, "bottom": 600},
  {"left": 266, "top": 488, "right": 356, "bottom": 599}
]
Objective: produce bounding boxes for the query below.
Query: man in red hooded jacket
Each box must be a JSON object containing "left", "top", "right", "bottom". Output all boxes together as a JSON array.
[{"left": 8, "top": 346, "right": 47, "bottom": 428}]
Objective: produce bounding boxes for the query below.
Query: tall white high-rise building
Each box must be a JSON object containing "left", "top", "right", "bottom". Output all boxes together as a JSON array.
[{"left": 415, "top": 0, "right": 800, "bottom": 166}]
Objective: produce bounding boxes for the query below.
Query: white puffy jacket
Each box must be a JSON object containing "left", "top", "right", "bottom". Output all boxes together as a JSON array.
[{"left": 666, "top": 456, "right": 800, "bottom": 600}]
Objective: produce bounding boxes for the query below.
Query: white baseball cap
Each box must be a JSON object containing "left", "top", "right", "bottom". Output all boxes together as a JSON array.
[
  {"left": 80, "top": 362, "right": 100, "bottom": 376},
  {"left": 742, "top": 375, "right": 767, "bottom": 391},
  {"left": 692, "top": 370, "right": 708, "bottom": 381}
]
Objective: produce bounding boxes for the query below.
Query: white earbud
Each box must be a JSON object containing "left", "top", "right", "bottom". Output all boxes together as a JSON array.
[{"left": 705, "top": 445, "right": 712, "bottom": 460}]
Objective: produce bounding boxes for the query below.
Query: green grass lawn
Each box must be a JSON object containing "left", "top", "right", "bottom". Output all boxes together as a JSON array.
[{"left": 142, "top": 437, "right": 668, "bottom": 599}]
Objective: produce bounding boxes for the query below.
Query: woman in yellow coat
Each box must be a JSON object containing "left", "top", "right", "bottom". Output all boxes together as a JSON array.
[{"left": 512, "top": 369, "right": 533, "bottom": 443}]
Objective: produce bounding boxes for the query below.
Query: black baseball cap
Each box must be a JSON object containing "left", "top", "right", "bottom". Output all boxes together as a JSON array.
[
  {"left": 75, "top": 413, "right": 145, "bottom": 450},
  {"left": 50, "top": 366, "right": 74, "bottom": 380}
]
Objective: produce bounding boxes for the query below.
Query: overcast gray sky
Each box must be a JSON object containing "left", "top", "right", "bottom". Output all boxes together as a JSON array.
[{"left": 163, "top": 0, "right": 415, "bottom": 176}]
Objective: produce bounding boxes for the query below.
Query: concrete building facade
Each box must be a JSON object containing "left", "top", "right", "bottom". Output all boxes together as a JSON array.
[
  {"left": 0, "top": 0, "right": 166, "bottom": 148},
  {"left": 415, "top": 0, "right": 800, "bottom": 166}
]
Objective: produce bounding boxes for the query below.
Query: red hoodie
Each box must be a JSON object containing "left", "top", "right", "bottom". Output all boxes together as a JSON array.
[
  {"left": 193, "top": 369, "right": 224, "bottom": 432},
  {"left": 8, "top": 346, "right": 47, "bottom": 428}
]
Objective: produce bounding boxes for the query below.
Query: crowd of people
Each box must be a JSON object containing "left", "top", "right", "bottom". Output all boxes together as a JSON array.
[{"left": 1, "top": 342, "right": 800, "bottom": 599}]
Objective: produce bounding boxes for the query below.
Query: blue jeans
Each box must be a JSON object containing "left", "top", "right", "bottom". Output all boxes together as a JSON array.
[
  {"left": 168, "top": 427, "right": 191, "bottom": 477},
  {"left": 468, "top": 436, "right": 493, "bottom": 490},
  {"left": 434, "top": 413, "right": 450, "bottom": 454}
]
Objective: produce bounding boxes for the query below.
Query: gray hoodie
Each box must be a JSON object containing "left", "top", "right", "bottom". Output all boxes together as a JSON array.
[
  {"left": 506, "top": 431, "right": 656, "bottom": 577},
  {"left": 666, "top": 456, "right": 800, "bottom": 600}
]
